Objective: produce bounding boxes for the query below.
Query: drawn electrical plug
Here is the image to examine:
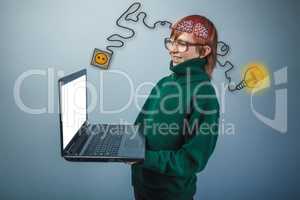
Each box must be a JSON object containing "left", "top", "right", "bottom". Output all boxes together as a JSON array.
[{"left": 90, "top": 48, "right": 112, "bottom": 69}]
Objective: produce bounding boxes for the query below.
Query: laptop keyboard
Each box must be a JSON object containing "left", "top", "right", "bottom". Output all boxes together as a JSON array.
[{"left": 84, "top": 132, "right": 123, "bottom": 156}]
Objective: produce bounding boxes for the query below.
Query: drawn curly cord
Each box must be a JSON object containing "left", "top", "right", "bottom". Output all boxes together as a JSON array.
[
  {"left": 106, "top": 2, "right": 239, "bottom": 92},
  {"left": 106, "top": 2, "right": 172, "bottom": 55},
  {"left": 216, "top": 41, "right": 241, "bottom": 92}
]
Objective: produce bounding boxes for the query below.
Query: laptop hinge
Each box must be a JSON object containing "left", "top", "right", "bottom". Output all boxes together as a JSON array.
[{"left": 65, "top": 124, "right": 89, "bottom": 155}]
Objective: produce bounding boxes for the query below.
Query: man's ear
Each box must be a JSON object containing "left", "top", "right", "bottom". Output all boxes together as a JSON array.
[{"left": 199, "top": 45, "right": 212, "bottom": 58}]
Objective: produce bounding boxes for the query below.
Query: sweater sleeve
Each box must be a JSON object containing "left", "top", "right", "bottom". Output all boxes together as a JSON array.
[{"left": 141, "top": 86, "right": 220, "bottom": 177}]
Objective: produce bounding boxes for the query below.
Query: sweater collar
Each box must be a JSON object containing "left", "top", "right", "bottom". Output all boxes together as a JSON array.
[{"left": 169, "top": 57, "right": 207, "bottom": 76}]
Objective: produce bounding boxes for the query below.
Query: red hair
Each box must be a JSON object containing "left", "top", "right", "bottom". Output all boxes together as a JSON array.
[{"left": 171, "top": 15, "right": 218, "bottom": 79}]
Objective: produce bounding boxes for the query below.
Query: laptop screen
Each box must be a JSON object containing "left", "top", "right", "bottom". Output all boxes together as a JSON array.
[{"left": 60, "top": 72, "right": 87, "bottom": 149}]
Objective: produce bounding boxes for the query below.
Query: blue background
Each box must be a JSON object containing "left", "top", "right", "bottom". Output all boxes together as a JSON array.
[{"left": 0, "top": 0, "right": 299, "bottom": 199}]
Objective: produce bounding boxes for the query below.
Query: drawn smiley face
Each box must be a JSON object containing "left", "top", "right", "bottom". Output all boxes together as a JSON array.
[{"left": 95, "top": 53, "right": 108, "bottom": 65}]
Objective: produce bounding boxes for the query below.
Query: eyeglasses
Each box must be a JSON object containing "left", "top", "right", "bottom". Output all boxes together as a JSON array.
[{"left": 164, "top": 37, "right": 205, "bottom": 53}]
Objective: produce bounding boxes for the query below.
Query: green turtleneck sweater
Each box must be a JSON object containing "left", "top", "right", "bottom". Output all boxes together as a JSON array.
[{"left": 131, "top": 58, "right": 220, "bottom": 200}]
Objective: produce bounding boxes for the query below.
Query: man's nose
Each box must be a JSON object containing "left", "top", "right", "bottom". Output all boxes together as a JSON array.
[{"left": 169, "top": 44, "right": 178, "bottom": 53}]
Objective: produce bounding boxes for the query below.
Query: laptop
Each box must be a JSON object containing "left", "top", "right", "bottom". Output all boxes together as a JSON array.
[{"left": 58, "top": 69, "right": 145, "bottom": 162}]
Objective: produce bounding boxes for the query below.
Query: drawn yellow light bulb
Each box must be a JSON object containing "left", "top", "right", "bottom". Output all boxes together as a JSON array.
[{"left": 235, "top": 62, "right": 270, "bottom": 92}]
